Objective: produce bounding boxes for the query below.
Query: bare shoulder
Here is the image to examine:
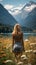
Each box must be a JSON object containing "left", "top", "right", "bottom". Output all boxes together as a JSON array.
[
  {"left": 21, "top": 32, "right": 23, "bottom": 35},
  {"left": 12, "top": 32, "right": 15, "bottom": 37},
  {"left": 19, "top": 32, "right": 23, "bottom": 37}
]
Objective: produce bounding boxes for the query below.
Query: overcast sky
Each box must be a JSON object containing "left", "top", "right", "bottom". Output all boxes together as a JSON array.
[{"left": 0, "top": 0, "right": 36, "bottom": 6}]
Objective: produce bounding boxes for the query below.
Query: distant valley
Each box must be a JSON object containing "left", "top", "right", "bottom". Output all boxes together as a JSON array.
[{"left": 0, "top": 1, "right": 36, "bottom": 33}]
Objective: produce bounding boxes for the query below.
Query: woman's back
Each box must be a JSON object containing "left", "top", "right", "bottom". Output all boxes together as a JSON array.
[
  {"left": 12, "top": 32, "right": 24, "bottom": 53},
  {"left": 12, "top": 24, "right": 24, "bottom": 53},
  {"left": 12, "top": 24, "right": 25, "bottom": 62},
  {"left": 12, "top": 32, "right": 23, "bottom": 42}
]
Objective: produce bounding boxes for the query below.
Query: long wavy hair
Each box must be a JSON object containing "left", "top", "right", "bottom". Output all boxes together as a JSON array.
[{"left": 12, "top": 24, "right": 21, "bottom": 34}]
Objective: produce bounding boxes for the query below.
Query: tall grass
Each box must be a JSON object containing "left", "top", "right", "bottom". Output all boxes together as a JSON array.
[{"left": 0, "top": 34, "right": 36, "bottom": 65}]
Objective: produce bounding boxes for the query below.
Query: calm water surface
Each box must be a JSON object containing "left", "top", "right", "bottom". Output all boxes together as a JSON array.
[{"left": 0, "top": 33, "right": 36, "bottom": 39}]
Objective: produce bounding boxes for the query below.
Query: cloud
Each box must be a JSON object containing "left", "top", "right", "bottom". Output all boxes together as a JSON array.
[
  {"left": 0, "top": 0, "right": 3, "bottom": 1},
  {"left": 9, "top": 4, "right": 24, "bottom": 15},
  {"left": 14, "top": 4, "right": 24, "bottom": 10},
  {"left": 4, "top": 4, "right": 14, "bottom": 10},
  {"left": 24, "top": 4, "right": 36, "bottom": 12},
  {"left": 9, "top": 9, "right": 20, "bottom": 15},
  {"left": 4, "top": 4, "right": 36, "bottom": 16},
  {"left": 4, "top": 4, "right": 24, "bottom": 15}
]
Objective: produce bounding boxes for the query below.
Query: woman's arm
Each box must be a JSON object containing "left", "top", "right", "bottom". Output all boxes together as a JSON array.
[
  {"left": 22, "top": 33, "right": 25, "bottom": 51},
  {"left": 12, "top": 33, "right": 14, "bottom": 47}
]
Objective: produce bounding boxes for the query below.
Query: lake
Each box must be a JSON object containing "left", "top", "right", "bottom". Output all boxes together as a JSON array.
[{"left": 0, "top": 32, "right": 36, "bottom": 39}]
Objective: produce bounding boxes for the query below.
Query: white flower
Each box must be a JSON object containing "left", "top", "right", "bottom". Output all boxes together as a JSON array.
[
  {"left": 21, "top": 55, "right": 26, "bottom": 58},
  {"left": 24, "top": 39, "right": 29, "bottom": 42},
  {"left": 21, "top": 55, "right": 28, "bottom": 60},
  {"left": 25, "top": 50, "right": 33, "bottom": 53},
  {"left": 17, "top": 62, "right": 23, "bottom": 65},
  {"left": 4, "top": 60, "right": 13, "bottom": 63},
  {"left": 30, "top": 43, "right": 36, "bottom": 46},
  {"left": 33, "top": 50, "right": 36, "bottom": 53}
]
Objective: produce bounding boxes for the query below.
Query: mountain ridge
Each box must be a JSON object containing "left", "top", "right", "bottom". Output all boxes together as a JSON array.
[
  {"left": 0, "top": 4, "right": 17, "bottom": 26},
  {"left": 14, "top": 1, "right": 36, "bottom": 30}
]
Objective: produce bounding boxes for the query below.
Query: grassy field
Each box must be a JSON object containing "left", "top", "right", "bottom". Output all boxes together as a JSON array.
[{"left": 0, "top": 34, "right": 36, "bottom": 65}]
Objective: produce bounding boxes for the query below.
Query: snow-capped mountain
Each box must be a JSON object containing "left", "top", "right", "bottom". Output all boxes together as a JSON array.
[
  {"left": 14, "top": 1, "right": 36, "bottom": 30},
  {"left": 0, "top": 4, "right": 17, "bottom": 26}
]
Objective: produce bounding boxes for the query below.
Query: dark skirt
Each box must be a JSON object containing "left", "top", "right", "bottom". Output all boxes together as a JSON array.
[{"left": 12, "top": 42, "right": 23, "bottom": 53}]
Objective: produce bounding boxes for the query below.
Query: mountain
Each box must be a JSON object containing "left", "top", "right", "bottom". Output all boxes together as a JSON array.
[
  {"left": 0, "top": 4, "right": 32, "bottom": 33},
  {"left": 0, "top": 4, "right": 17, "bottom": 26},
  {"left": 23, "top": 7, "right": 36, "bottom": 30},
  {"left": 14, "top": 1, "right": 36, "bottom": 30}
]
